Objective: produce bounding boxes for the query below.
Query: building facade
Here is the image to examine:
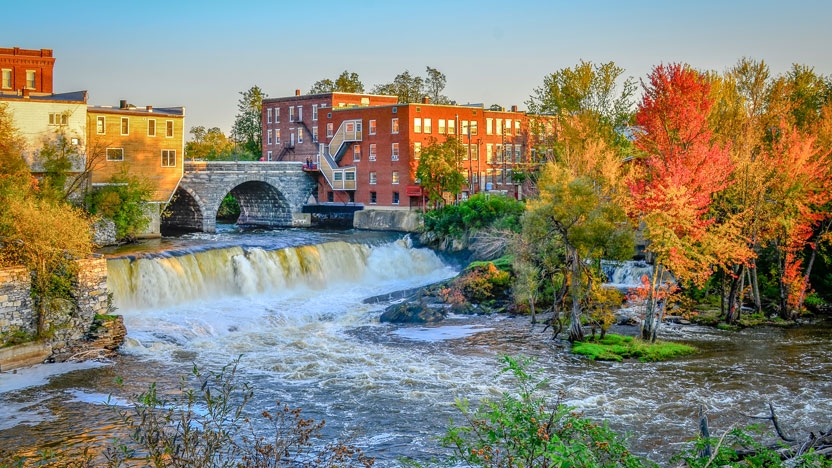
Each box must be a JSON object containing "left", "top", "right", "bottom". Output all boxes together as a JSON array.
[
  {"left": 263, "top": 90, "right": 545, "bottom": 209},
  {"left": 0, "top": 47, "right": 55, "bottom": 94},
  {"left": 87, "top": 101, "right": 186, "bottom": 236},
  {"left": 0, "top": 90, "right": 88, "bottom": 171}
]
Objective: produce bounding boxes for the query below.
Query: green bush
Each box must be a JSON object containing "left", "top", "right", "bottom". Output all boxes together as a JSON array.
[
  {"left": 423, "top": 193, "right": 525, "bottom": 239},
  {"left": 441, "top": 355, "right": 652, "bottom": 467},
  {"left": 85, "top": 173, "right": 152, "bottom": 241}
]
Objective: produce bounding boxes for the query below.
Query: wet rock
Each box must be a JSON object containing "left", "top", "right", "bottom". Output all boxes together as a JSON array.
[{"left": 380, "top": 300, "right": 447, "bottom": 324}]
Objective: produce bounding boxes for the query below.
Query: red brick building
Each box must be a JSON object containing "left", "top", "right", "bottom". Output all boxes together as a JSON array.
[
  {"left": 262, "top": 91, "right": 547, "bottom": 209},
  {"left": 0, "top": 47, "right": 55, "bottom": 94}
]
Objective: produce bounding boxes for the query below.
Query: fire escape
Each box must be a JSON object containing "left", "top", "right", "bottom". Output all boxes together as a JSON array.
[{"left": 315, "top": 119, "right": 361, "bottom": 191}]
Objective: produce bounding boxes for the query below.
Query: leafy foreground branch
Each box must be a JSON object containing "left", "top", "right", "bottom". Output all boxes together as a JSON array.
[{"left": 0, "top": 358, "right": 373, "bottom": 468}]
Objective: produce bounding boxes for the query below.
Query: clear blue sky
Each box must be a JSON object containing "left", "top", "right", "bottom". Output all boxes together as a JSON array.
[{"left": 3, "top": 0, "right": 830, "bottom": 138}]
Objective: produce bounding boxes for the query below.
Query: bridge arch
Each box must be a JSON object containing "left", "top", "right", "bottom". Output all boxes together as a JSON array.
[{"left": 162, "top": 161, "right": 317, "bottom": 233}]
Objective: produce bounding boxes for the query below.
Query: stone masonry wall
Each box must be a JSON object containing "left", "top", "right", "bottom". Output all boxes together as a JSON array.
[
  {"left": 0, "top": 266, "right": 35, "bottom": 338},
  {"left": 47, "top": 256, "right": 110, "bottom": 355}
]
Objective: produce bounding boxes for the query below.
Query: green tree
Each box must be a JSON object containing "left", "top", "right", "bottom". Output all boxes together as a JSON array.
[
  {"left": 425, "top": 66, "right": 451, "bottom": 104},
  {"left": 86, "top": 172, "right": 153, "bottom": 241},
  {"left": 231, "top": 86, "right": 267, "bottom": 157},
  {"left": 186, "top": 126, "right": 235, "bottom": 161},
  {"left": 309, "top": 70, "right": 365, "bottom": 94},
  {"left": 415, "top": 137, "right": 466, "bottom": 208},
  {"left": 372, "top": 70, "right": 425, "bottom": 104},
  {"left": 527, "top": 60, "right": 636, "bottom": 152}
]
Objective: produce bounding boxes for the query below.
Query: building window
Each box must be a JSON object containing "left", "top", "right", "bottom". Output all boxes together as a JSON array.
[
  {"left": 369, "top": 172, "right": 377, "bottom": 184},
  {"left": 471, "top": 120, "right": 478, "bottom": 136},
  {"left": 106, "top": 148, "right": 124, "bottom": 161},
  {"left": 161, "top": 149, "right": 176, "bottom": 167},
  {"left": 353, "top": 144, "right": 361, "bottom": 161},
  {"left": 496, "top": 144, "right": 503, "bottom": 163},
  {"left": 369, "top": 119, "right": 377, "bottom": 135},
  {"left": 298, "top": 106, "right": 303, "bottom": 121},
  {"left": 276, "top": 128, "right": 281, "bottom": 144},
  {"left": 346, "top": 171, "right": 355, "bottom": 181},
  {"left": 392, "top": 191, "right": 400, "bottom": 205},
  {"left": 471, "top": 144, "right": 479, "bottom": 160},
  {"left": 312, "top": 104, "right": 318, "bottom": 121},
  {"left": 487, "top": 144, "right": 493, "bottom": 163},
  {"left": 391, "top": 143, "right": 399, "bottom": 161},
  {"left": 289, "top": 106, "right": 295, "bottom": 122},
  {"left": 515, "top": 144, "right": 522, "bottom": 163},
  {"left": 413, "top": 118, "right": 422, "bottom": 133},
  {"left": 327, "top": 191, "right": 334, "bottom": 202},
  {"left": 121, "top": 117, "right": 129, "bottom": 135},
  {"left": 312, "top": 127, "right": 318, "bottom": 143},
  {"left": 424, "top": 118, "right": 432, "bottom": 134},
  {"left": 486, "top": 118, "right": 493, "bottom": 135},
  {"left": 25, "top": 70, "right": 35, "bottom": 89},
  {"left": 96, "top": 116, "right": 105, "bottom": 134},
  {"left": 392, "top": 171, "right": 400, "bottom": 184},
  {"left": 497, "top": 119, "right": 503, "bottom": 135},
  {"left": 515, "top": 120, "right": 521, "bottom": 136},
  {"left": 413, "top": 141, "right": 421, "bottom": 160},
  {"left": 369, "top": 143, "right": 377, "bottom": 161},
  {"left": 461, "top": 120, "right": 469, "bottom": 137},
  {"left": 267, "top": 129, "right": 273, "bottom": 145},
  {"left": 166, "top": 120, "right": 174, "bottom": 137},
  {"left": 48, "top": 113, "right": 68, "bottom": 126},
  {"left": 267, "top": 150, "right": 272, "bottom": 160},
  {"left": 391, "top": 118, "right": 399, "bottom": 134},
  {"left": 334, "top": 172, "right": 343, "bottom": 181},
  {"left": 326, "top": 122, "right": 333, "bottom": 137},
  {"left": 447, "top": 119, "right": 455, "bottom": 135},
  {"left": 370, "top": 191, "right": 377, "bottom": 204},
  {"left": 298, "top": 128, "right": 303, "bottom": 143},
  {"left": 438, "top": 119, "right": 446, "bottom": 134},
  {"left": 267, "top": 108, "right": 272, "bottom": 124},
  {"left": 1, "top": 69, "right": 11, "bottom": 89},
  {"left": 148, "top": 119, "right": 156, "bottom": 136},
  {"left": 275, "top": 108, "right": 280, "bottom": 123}
]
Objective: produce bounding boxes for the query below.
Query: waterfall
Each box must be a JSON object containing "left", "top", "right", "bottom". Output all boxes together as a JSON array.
[
  {"left": 601, "top": 260, "right": 653, "bottom": 291},
  {"left": 107, "top": 238, "right": 452, "bottom": 311}
]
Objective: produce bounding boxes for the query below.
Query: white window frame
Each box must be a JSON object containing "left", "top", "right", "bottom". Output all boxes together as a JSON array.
[
  {"left": 48, "top": 113, "right": 68, "bottom": 126},
  {"left": 289, "top": 106, "right": 295, "bottom": 122},
  {"left": 267, "top": 108, "right": 272, "bottom": 124},
  {"left": 275, "top": 108, "right": 280, "bottom": 123},
  {"left": 370, "top": 191, "right": 377, "bottom": 204},
  {"left": 267, "top": 129, "right": 273, "bottom": 145},
  {"left": 106, "top": 147, "right": 124, "bottom": 161},
  {"left": 391, "top": 170, "right": 399, "bottom": 185},
  {"left": 276, "top": 128, "right": 281, "bottom": 145},
  {"left": 447, "top": 119, "right": 455, "bottom": 135},
  {"left": 166, "top": 120, "right": 174, "bottom": 138},
  {"left": 298, "top": 106, "right": 302, "bottom": 121},
  {"left": 413, "top": 141, "right": 421, "bottom": 160},
  {"left": 161, "top": 149, "right": 176, "bottom": 167},
  {"left": 424, "top": 118, "right": 432, "bottom": 134},
  {"left": 353, "top": 144, "right": 361, "bottom": 161},
  {"left": 0, "top": 69, "right": 10, "bottom": 89},
  {"left": 391, "top": 118, "right": 399, "bottom": 134},
  {"left": 369, "top": 119, "right": 377, "bottom": 135},
  {"left": 120, "top": 117, "right": 129, "bottom": 135},
  {"left": 298, "top": 128, "right": 303, "bottom": 143},
  {"left": 369, "top": 171, "right": 377, "bottom": 184},
  {"left": 369, "top": 143, "right": 377, "bottom": 161},
  {"left": 391, "top": 143, "right": 399, "bottom": 161},
  {"left": 438, "top": 119, "right": 446, "bottom": 134},
  {"left": 413, "top": 118, "right": 422, "bottom": 134},
  {"left": 312, "top": 104, "right": 318, "bottom": 121},
  {"left": 25, "top": 70, "right": 35, "bottom": 89},
  {"left": 96, "top": 116, "right": 105, "bottom": 134},
  {"left": 312, "top": 127, "right": 318, "bottom": 143}
]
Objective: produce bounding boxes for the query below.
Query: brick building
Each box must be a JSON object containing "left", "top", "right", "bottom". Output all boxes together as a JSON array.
[
  {"left": 87, "top": 100, "right": 186, "bottom": 235},
  {"left": 0, "top": 47, "right": 55, "bottom": 94},
  {"left": 262, "top": 90, "right": 545, "bottom": 209}
]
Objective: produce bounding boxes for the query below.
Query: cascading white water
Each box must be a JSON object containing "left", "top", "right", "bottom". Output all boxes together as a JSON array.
[{"left": 601, "top": 260, "right": 653, "bottom": 290}]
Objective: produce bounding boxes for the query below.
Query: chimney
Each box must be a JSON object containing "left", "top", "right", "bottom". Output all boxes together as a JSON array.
[
  {"left": 119, "top": 99, "right": 128, "bottom": 109},
  {"left": 511, "top": 105, "right": 518, "bottom": 112},
  {"left": 295, "top": 89, "right": 301, "bottom": 96},
  {"left": 146, "top": 105, "right": 153, "bottom": 112},
  {"left": 422, "top": 96, "right": 430, "bottom": 104}
]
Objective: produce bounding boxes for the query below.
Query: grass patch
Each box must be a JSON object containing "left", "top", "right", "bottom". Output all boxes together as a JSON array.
[
  {"left": 94, "top": 313, "right": 119, "bottom": 322},
  {"left": 572, "top": 333, "right": 697, "bottom": 362},
  {"left": 468, "top": 254, "right": 513, "bottom": 272}
]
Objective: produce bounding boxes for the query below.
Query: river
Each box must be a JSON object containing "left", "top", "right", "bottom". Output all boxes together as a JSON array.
[{"left": 1, "top": 227, "right": 830, "bottom": 466}]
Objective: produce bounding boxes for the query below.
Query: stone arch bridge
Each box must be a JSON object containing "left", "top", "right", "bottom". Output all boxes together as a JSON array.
[{"left": 162, "top": 161, "right": 317, "bottom": 233}]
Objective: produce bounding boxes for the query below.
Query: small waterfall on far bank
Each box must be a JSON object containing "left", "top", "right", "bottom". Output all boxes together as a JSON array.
[{"left": 601, "top": 260, "right": 653, "bottom": 291}]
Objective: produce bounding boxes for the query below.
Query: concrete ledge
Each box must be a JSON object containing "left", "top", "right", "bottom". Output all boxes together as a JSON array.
[
  {"left": 0, "top": 342, "right": 52, "bottom": 372},
  {"left": 353, "top": 209, "right": 423, "bottom": 232}
]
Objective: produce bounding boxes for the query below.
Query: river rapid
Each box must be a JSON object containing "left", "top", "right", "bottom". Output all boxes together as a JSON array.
[{"left": 1, "top": 227, "right": 830, "bottom": 466}]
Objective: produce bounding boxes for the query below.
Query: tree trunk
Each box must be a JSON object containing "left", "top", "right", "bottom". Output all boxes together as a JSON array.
[
  {"left": 749, "top": 261, "right": 762, "bottom": 314},
  {"left": 529, "top": 296, "right": 536, "bottom": 327},
  {"left": 649, "top": 264, "right": 665, "bottom": 343},
  {"left": 776, "top": 243, "right": 790, "bottom": 320},
  {"left": 720, "top": 269, "right": 726, "bottom": 318},
  {"left": 725, "top": 266, "right": 743, "bottom": 324},
  {"left": 567, "top": 247, "right": 584, "bottom": 343},
  {"left": 642, "top": 263, "right": 661, "bottom": 341},
  {"left": 795, "top": 246, "right": 817, "bottom": 315}
]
